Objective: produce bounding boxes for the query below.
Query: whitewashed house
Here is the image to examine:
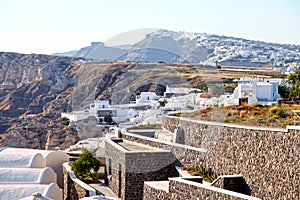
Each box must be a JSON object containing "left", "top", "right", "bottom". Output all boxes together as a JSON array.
[
  {"left": 164, "top": 86, "right": 195, "bottom": 98},
  {"left": 165, "top": 93, "right": 197, "bottom": 109},
  {"left": 136, "top": 92, "right": 158, "bottom": 106},
  {"left": 233, "top": 77, "right": 281, "bottom": 104},
  {"left": 62, "top": 100, "right": 130, "bottom": 124}
]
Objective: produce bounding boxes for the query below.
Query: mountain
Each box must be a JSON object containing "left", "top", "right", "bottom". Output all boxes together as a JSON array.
[
  {"left": 54, "top": 29, "right": 300, "bottom": 67},
  {"left": 54, "top": 42, "right": 126, "bottom": 60}
]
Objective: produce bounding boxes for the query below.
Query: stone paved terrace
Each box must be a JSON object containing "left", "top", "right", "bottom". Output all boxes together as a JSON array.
[
  {"left": 89, "top": 183, "right": 119, "bottom": 199},
  {"left": 144, "top": 181, "right": 169, "bottom": 192},
  {"left": 114, "top": 139, "right": 162, "bottom": 152}
]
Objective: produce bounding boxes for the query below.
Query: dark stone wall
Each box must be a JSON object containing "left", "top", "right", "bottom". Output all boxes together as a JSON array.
[
  {"left": 105, "top": 139, "right": 179, "bottom": 200},
  {"left": 143, "top": 184, "right": 169, "bottom": 200},
  {"left": 143, "top": 178, "right": 259, "bottom": 200},
  {"left": 125, "top": 165, "right": 178, "bottom": 200},
  {"left": 168, "top": 179, "right": 257, "bottom": 200},
  {"left": 162, "top": 116, "right": 300, "bottom": 200},
  {"left": 63, "top": 165, "right": 94, "bottom": 200},
  {"left": 105, "top": 139, "right": 126, "bottom": 199}
]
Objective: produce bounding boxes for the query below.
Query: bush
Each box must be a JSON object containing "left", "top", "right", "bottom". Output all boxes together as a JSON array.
[
  {"left": 276, "top": 108, "right": 287, "bottom": 118},
  {"left": 71, "top": 149, "right": 100, "bottom": 183},
  {"left": 187, "top": 165, "right": 218, "bottom": 183}
]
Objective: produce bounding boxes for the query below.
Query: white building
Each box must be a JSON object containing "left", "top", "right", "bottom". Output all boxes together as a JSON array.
[
  {"left": 136, "top": 92, "right": 158, "bottom": 106},
  {"left": 233, "top": 77, "right": 281, "bottom": 104},
  {"left": 165, "top": 93, "right": 197, "bottom": 109},
  {"left": 164, "top": 86, "right": 196, "bottom": 98},
  {"left": 62, "top": 100, "right": 131, "bottom": 124}
]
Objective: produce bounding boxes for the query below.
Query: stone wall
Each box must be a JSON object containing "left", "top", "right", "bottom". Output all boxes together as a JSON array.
[
  {"left": 143, "top": 183, "right": 169, "bottom": 200},
  {"left": 105, "top": 138, "right": 179, "bottom": 200},
  {"left": 170, "top": 178, "right": 260, "bottom": 200},
  {"left": 122, "top": 132, "right": 207, "bottom": 167},
  {"left": 63, "top": 163, "right": 96, "bottom": 200},
  {"left": 105, "top": 138, "right": 126, "bottom": 199},
  {"left": 143, "top": 178, "right": 260, "bottom": 200},
  {"left": 162, "top": 116, "right": 300, "bottom": 199}
]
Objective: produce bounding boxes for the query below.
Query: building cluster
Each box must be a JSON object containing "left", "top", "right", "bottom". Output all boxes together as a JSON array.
[
  {"left": 194, "top": 32, "right": 300, "bottom": 68},
  {"left": 62, "top": 77, "right": 282, "bottom": 126}
]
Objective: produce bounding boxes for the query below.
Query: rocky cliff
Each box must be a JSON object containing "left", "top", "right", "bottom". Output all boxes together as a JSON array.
[{"left": 0, "top": 52, "right": 207, "bottom": 149}]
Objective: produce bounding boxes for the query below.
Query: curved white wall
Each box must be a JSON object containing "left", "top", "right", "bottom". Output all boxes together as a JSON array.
[
  {"left": 0, "top": 153, "right": 45, "bottom": 168},
  {"left": 0, "top": 183, "right": 62, "bottom": 200},
  {"left": 0, "top": 167, "right": 56, "bottom": 184},
  {"left": 0, "top": 148, "right": 69, "bottom": 187}
]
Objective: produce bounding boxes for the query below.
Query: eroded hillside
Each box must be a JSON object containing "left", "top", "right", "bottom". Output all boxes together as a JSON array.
[{"left": 0, "top": 52, "right": 282, "bottom": 149}]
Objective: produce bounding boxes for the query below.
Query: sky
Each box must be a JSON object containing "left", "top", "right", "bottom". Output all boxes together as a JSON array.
[{"left": 0, "top": 0, "right": 299, "bottom": 54}]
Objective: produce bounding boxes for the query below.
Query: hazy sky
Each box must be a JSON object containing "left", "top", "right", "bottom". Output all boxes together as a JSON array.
[{"left": 0, "top": 0, "right": 299, "bottom": 54}]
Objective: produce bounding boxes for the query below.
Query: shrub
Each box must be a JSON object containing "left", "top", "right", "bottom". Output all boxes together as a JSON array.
[
  {"left": 276, "top": 108, "right": 287, "bottom": 118},
  {"left": 71, "top": 148, "right": 100, "bottom": 183},
  {"left": 187, "top": 165, "right": 218, "bottom": 183}
]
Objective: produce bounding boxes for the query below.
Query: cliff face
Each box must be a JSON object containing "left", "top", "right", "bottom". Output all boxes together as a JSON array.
[
  {"left": 0, "top": 52, "right": 205, "bottom": 149},
  {"left": 0, "top": 52, "right": 82, "bottom": 149}
]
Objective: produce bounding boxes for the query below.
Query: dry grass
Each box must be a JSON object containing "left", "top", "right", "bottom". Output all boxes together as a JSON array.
[{"left": 180, "top": 103, "right": 300, "bottom": 128}]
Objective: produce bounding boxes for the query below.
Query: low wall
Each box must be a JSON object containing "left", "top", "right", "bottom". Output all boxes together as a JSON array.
[
  {"left": 63, "top": 163, "right": 96, "bottom": 200},
  {"left": 162, "top": 115, "right": 300, "bottom": 200},
  {"left": 168, "top": 178, "right": 260, "bottom": 200},
  {"left": 121, "top": 132, "right": 207, "bottom": 167},
  {"left": 143, "top": 183, "right": 169, "bottom": 200},
  {"left": 143, "top": 178, "right": 261, "bottom": 200}
]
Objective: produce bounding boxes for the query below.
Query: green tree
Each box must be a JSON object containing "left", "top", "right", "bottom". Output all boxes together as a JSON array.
[
  {"left": 158, "top": 99, "right": 168, "bottom": 107},
  {"left": 278, "top": 85, "right": 290, "bottom": 99},
  {"left": 104, "top": 115, "right": 113, "bottom": 124},
  {"left": 71, "top": 148, "right": 100, "bottom": 183},
  {"left": 287, "top": 71, "right": 300, "bottom": 100},
  {"left": 196, "top": 83, "right": 208, "bottom": 92}
]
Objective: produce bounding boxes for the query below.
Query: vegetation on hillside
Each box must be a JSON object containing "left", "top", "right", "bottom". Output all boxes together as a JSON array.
[
  {"left": 287, "top": 70, "right": 300, "bottom": 101},
  {"left": 182, "top": 165, "right": 218, "bottom": 183},
  {"left": 177, "top": 103, "right": 300, "bottom": 128},
  {"left": 277, "top": 70, "right": 300, "bottom": 101},
  {"left": 128, "top": 124, "right": 162, "bottom": 129}
]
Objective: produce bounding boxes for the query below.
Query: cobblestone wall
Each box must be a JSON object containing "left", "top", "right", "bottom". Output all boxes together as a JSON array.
[
  {"left": 143, "top": 178, "right": 260, "bottom": 200},
  {"left": 63, "top": 163, "right": 96, "bottom": 200},
  {"left": 143, "top": 184, "right": 169, "bottom": 200},
  {"left": 162, "top": 116, "right": 300, "bottom": 200},
  {"left": 169, "top": 179, "right": 259, "bottom": 200},
  {"left": 105, "top": 138, "right": 179, "bottom": 200},
  {"left": 105, "top": 139, "right": 126, "bottom": 199}
]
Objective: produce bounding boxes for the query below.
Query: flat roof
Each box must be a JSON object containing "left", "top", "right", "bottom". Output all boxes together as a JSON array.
[
  {"left": 110, "top": 138, "right": 170, "bottom": 153},
  {"left": 116, "top": 140, "right": 158, "bottom": 152}
]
